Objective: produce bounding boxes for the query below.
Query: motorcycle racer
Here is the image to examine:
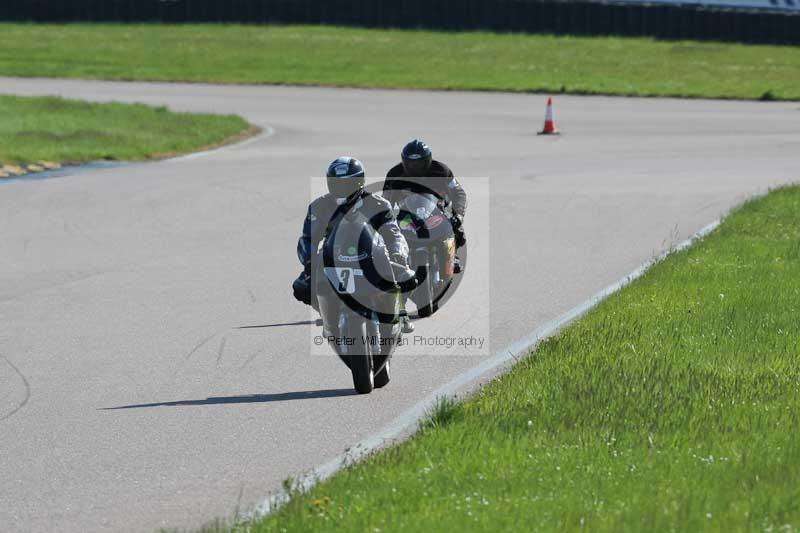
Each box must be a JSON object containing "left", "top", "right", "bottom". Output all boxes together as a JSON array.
[
  {"left": 383, "top": 139, "right": 467, "bottom": 270},
  {"left": 292, "top": 156, "right": 415, "bottom": 333}
]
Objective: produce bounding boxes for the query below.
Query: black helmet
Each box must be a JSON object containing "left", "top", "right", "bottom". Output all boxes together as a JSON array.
[
  {"left": 326, "top": 156, "right": 365, "bottom": 200},
  {"left": 401, "top": 139, "right": 432, "bottom": 177}
]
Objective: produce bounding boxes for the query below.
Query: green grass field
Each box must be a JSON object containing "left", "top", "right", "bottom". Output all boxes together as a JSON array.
[
  {"left": 0, "top": 94, "right": 252, "bottom": 166},
  {"left": 2, "top": 24, "right": 800, "bottom": 100},
  {"left": 242, "top": 185, "right": 800, "bottom": 532}
]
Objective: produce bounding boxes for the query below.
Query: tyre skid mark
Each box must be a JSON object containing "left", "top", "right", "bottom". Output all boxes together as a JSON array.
[
  {"left": 183, "top": 333, "right": 218, "bottom": 361},
  {"left": 216, "top": 335, "right": 228, "bottom": 365},
  {"left": 0, "top": 354, "right": 31, "bottom": 422}
]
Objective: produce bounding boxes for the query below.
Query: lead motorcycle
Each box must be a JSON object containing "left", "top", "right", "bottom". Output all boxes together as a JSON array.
[
  {"left": 396, "top": 192, "right": 457, "bottom": 318},
  {"left": 312, "top": 199, "right": 408, "bottom": 394}
]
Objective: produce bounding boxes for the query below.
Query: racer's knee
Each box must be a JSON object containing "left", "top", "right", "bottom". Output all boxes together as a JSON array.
[
  {"left": 292, "top": 273, "right": 311, "bottom": 306},
  {"left": 451, "top": 215, "right": 466, "bottom": 248},
  {"left": 455, "top": 228, "right": 466, "bottom": 248}
]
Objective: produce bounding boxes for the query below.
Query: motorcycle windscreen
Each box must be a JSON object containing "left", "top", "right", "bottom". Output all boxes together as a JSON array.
[{"left": 401, "top": 193, "right": 438, "bottom": 220}]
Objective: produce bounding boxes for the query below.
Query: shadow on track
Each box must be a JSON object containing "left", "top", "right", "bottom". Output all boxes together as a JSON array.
[
  {"left": 236, "top": 313, "right": 426, "bottom": 330},
  {"left": 235, "top": 319, "right": 318, "bottom": 329},
  {"left": 101, "top": 388, "right": 356, "bottom": 410},
  {"left": 235, "top": 319, "right": 319, "bottom": 329}
]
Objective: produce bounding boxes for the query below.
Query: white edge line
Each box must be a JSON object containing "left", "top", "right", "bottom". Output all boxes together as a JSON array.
[
  {"left": 0, "top": 124, "right": 276, "bottom": 182},
  {"left": 169, "top": 124, "right": 275, "bottom": 162},
  {"left": 239, "top": 218, "right": 722, "bottom": 523}
]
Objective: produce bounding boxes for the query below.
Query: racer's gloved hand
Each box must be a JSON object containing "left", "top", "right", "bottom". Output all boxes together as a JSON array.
[
  {"left": 399, "top": 266, "right": 418, "bottom": 290},
  {"left": 390, "top": 255, "right": 418, "bottom": 291},
  {"left": 292, "top": 272, "right": 311, "bottom": 305}
]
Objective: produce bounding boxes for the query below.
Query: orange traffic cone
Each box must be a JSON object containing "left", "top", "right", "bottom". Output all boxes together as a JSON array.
[{"left": 538, "top": 96, "right": 560, "bottom": 135}]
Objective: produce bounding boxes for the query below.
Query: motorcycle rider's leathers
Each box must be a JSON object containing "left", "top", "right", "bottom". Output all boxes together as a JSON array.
[
  {"left": 293, "top": 191, "right": 412, "bottom": 307},
  {"left": 383, "top": 160, "right": 467, "bottom": 248}
]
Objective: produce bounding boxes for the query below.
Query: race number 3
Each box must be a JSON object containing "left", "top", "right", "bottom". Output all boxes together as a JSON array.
[
  {"left": 337, "top": 269, "right": 350, "bottom": 293},
  {"left": 324, "top": 267, "right": 364, "bottom": 294}
]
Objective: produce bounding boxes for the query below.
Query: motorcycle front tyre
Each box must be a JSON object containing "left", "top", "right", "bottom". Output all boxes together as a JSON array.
[{"left": 343, "top": 317, "right": 375, "bottom": 394}]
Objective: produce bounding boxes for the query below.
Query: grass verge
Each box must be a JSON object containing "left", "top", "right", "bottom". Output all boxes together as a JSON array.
[
  {"left": 0, "top": 94, "right": 253, "bottom": 166},
  {"left": 2, "top": 24, "right": 800, "bottom": 100},
  {"left": 243, "top": 185, "right": 800, "bottom": 531}
]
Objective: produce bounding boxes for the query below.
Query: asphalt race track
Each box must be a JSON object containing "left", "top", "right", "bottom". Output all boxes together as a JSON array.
[{"left": 0, "top": 77, "right": 797, "bottom": 531}]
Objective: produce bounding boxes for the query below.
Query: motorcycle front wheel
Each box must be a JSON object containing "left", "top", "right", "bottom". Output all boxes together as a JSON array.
[
  {"left": 343, "top": 317, "right": 375, "bottom": 394},
  {"left": 374, "top": 360, "right": 390, "bottom": 388}
]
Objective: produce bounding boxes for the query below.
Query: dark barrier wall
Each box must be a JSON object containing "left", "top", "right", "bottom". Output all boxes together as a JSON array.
[{"left": 1, "top": 0, "right": 799, "bottom": 45}]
